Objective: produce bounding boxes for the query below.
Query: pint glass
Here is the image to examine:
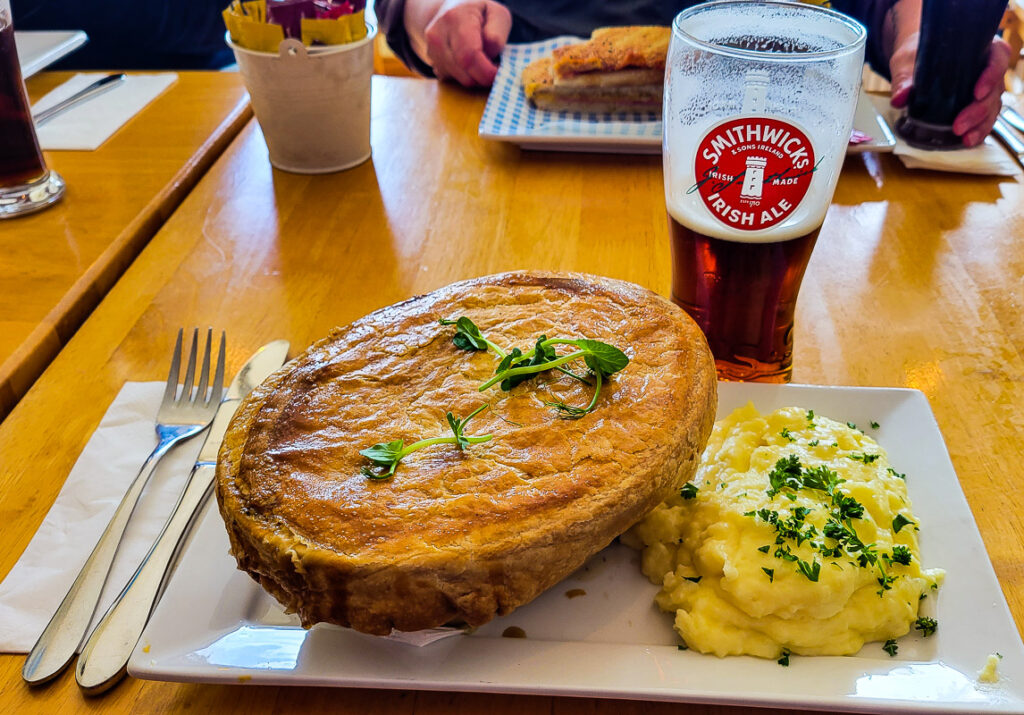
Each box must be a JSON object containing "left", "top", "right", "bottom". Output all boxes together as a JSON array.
[
  {"left": 896, "top": 0, "right": 1007, "bottom": 149},
  {"left": 0, "top": 0, "right": 65, "bottom": 218},
  {"left": 664, "top": 0, "right": 866, "bottom": 383}
]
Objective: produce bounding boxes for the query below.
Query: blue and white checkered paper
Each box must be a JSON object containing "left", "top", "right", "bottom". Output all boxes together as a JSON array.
[{"left": 478, "top": 36, "right": 663, "bottom": 153}]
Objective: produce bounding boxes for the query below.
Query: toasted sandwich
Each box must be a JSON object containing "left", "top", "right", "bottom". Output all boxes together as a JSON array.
[{"left": 522, "top": 26, "right": 670, "bottom": 114}]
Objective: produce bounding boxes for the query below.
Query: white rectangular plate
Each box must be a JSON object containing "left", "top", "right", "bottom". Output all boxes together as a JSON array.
[
  {"left": 131, "top": 383, "right": 1024, "bottom": 713},
  {"left": 15, "top": 30, "right": 88, "bottom": 79},
  {"left": 479, "top": 37, "right": 896, "bottom": 155}
]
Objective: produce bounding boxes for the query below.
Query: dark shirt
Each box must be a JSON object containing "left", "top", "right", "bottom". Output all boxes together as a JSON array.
[
  {"left": 11, "top": 0, "right": 233, "bottom": 70},
  {"left": 377, "top": 0, "right": 897, "bottom": 80}
]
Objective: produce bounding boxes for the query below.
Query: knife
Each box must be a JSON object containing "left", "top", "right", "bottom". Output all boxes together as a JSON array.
[
  {"left": 33, "top": 73, "right": 127, "bottom": 126},
  {"left": 1001, "top": 105, "right": 1024, "bottom": 136},
  {"left": 991, "top": 116, "right": 1024, "bottom": 171},
  {"left": 73, "top": 340, "right": 290, "bottom": 694}
]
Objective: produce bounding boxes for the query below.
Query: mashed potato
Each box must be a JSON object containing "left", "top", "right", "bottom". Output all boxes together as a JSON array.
[{"left": 623, "top": 404, "right": 943, "bottom": 659}]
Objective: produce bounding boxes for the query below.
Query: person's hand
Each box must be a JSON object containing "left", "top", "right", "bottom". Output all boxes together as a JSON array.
[
  {"left": 422, "top": 0, "right": 512, "bottom": 87},
  {"left": 890, "top": 35, "right": 1013, "bottom": 147},
  {"left": 951, "top": 38, "right": 1012, "bottom": 147}
]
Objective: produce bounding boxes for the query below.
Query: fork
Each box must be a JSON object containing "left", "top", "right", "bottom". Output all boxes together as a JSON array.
[{"left": 22, "top": 328, "right": 226, "bottom": 685}]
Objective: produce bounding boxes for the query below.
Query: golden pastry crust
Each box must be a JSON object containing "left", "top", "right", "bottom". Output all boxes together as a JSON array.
[
  {"left": 216, "top": 271, "right": 716, "bottom": 635},
  {"left": 552, "top": 26, "right": 670, "bottom": 79}
]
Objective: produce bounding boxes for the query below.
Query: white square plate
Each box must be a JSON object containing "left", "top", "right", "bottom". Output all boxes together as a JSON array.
[
  {"left": 130, "top": 382, "right": 1024, "bottom": 713},
  {"left": 478, "top": 37, "right": 896, "bottom": 155}
]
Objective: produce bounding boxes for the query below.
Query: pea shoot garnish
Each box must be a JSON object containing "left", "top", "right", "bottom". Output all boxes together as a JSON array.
[
  {"left": 360, "top": 404, "right": 492, "bottom": 479},
  {"left": 439, "top": 316, "right": 503, "bottom": 354},
  {"left": 440, "top": 316, "right": 629, "bottom": 420}
]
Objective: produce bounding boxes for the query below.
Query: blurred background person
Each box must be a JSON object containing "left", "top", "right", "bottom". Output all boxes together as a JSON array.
[
  {"left": 377, "top": 0, "right": 1011, "bottom": 147},
  {"left": 11, "top": 0, "right": 233, "bottom": 69}
]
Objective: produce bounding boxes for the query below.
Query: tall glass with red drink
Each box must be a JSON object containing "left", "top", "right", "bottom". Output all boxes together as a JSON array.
[
  {"left": 0, "top": 0, "right": 64, "bottom": 218},
  {"left": 664, "top": 0, "right": 866, "bottom": 382}
]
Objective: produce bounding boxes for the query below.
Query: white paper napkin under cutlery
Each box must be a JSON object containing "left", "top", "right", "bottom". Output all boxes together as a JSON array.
[{"left": 30, "top": 72, "right": 178, "bottom": 151}]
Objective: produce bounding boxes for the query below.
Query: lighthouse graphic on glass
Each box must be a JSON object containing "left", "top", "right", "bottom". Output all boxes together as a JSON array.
[
  {"left": 739, "top": 72, "right": 770, "bottom": 204},
  {"left": 740, "top": 156, "right": 768, "bottom": 201}
]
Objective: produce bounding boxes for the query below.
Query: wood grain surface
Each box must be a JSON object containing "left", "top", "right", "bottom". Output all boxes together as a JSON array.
[
  {"left": 0, "top": 76, "right": 1022, "bottom": 714},
  {"left": 0, "top": 71, "right": 252, "bottom": 419}
]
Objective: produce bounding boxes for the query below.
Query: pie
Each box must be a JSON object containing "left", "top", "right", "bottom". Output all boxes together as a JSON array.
[{"left": 216, "top": 271, "right": 716, "bottom": 635}]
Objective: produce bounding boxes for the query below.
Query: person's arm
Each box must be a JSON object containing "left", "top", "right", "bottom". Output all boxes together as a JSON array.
[
  {"left": 884, "top": 0, "right": 1011, "bottom": 147},
  {"left": 376, "top": 0, "right": 436, "bottom": 77},
  {"left": 402, "top": 0, "right": 512, "bottom": 86}
]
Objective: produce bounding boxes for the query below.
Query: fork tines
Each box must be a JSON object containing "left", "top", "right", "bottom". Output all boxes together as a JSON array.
[{"left": 163, "top": 328, "right": 226, "bottom": 406}]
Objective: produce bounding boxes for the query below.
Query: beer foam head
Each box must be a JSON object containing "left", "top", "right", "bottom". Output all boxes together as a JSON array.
[{"left": 664, "top": 1, "right": 866, "bottom": 243}]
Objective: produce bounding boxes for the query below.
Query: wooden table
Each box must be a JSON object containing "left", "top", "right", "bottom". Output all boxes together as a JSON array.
[
  {"left": 0, "top": 71, "right": 251, "bottom": 419},
  {"left": 1, "top": 76, "right": 1023, "bottom": 714}
]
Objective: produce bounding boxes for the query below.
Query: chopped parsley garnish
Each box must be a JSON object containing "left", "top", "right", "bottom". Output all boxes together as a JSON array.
[
  {"left": 848, "top": 453, "right": 880, "bottom": 463},
  {"left": 889, "top": 545, "right": 912, "bottom": 566},
  {"left": 870, "top": 421, "right": 880, "bottom": 429},
  {"left": 677, "top": 644, "right": 688, "bottom": 651},
  {"left": 915, "top": 617, "right": 938, "bottom": 637},
  {"left": 808, "top": 439, "right": 820, "bottom": 447},
  {"left": 892, "top": 514, "right": 915, "bottom": 533},
  {"left": 846, "top": 421, "right": 860, "bottom": 431},
  {"left": 777, "top": 649, "right": 791, "bottom": 666},
  {"left": 762, "top": 567, "right": 775, "bottom": 582},
  {"left": 680, "top": 483, "right": 699, "bottom": 500},
  {"left": 887, "top": 467, "right": 906, "bottom": 480},
  {"left": 796, "top": 558, "right": 820, "bottom": 582},
  {"left": 766, "top": 454, "right": 804, "bottom": 498},
  {"left": 780, "top": 427, "right": 796, "bottom": 442},
  {"left": 750, "top": 455, "right": 908, "bottom": 593},
  {"left": 883, "top": 639, "right": 899, "bottom": 657},
  {"left": 832, "top": 491, "right": 865, "bottom": 521}
]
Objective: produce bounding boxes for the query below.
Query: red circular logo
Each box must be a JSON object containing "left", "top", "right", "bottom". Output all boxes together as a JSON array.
[{"left": 691, "top": 117, "right": 816, "bottom": 231}]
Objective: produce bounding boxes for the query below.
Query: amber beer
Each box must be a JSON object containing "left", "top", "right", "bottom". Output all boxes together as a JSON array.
[
  {"left": 664, "top": 1, "right": 866, "bottom": 382},
  {"left": 0, "top": 0, "right": 64, "bottom": 218},
  {"left": 670, "top": 219, "right": 818, "bottom": 382},
  {"left": 0, "top": 19, "right": 46, "bottom": 186}
]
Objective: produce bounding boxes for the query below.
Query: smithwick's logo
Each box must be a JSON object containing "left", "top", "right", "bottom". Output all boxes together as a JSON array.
[{"left": 688, "top": 117, "right": 819, "bottom": 231}]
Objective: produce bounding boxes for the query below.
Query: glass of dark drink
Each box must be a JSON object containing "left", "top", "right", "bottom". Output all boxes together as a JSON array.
[
  {"left": 664, "top": 0, "right": 866, "bottom": 382},
  {"left": 895, "top": 0, "right": 1008, "bottom": 150},
  {"left": 0, "top": 0, "right": 65, "bottom": 218}
]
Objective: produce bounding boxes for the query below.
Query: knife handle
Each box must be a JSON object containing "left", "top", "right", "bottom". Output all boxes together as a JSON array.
[{"left": 74, "top": 465, "right": 216, "bottom": 694}]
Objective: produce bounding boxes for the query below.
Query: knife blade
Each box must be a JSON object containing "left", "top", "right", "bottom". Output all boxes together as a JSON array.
[
  {"left": 991, "top": 116, "right": 1024, "bottom": 171},
  {"left": 1001, "top": 105, "right": 1024, "bottom": 135},
  {"left": 33, "top": 73, "right": 126, "bottom": 126},
  {"left": 74, "top": 340, "right": 290, "bottom": 694}
]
